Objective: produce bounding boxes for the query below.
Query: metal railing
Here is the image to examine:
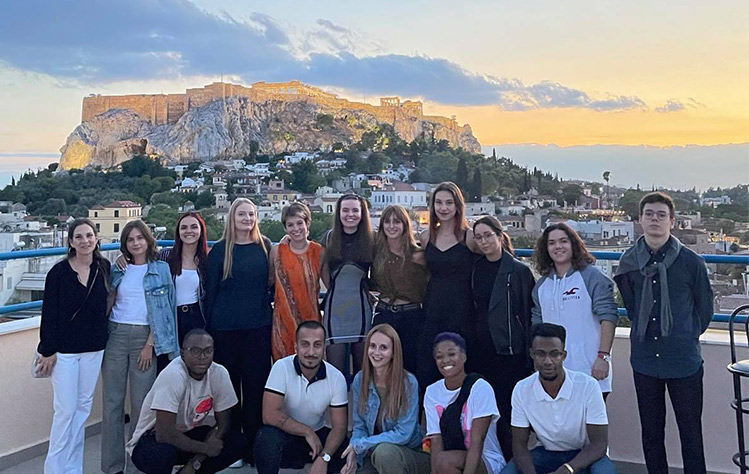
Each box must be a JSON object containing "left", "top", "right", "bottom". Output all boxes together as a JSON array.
[{"left": 1, "top": 243, "right": 747, "bottom": 322}]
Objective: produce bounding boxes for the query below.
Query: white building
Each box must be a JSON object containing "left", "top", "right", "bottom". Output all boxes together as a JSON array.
[
  {"left": 370, "top": 181, "right": 428, "bottom": 210},
  {"left": 283, "top": 152, "right": 319, "bottom": 164},
  {"left": 465, "top": 202, "right": 495, "bottom": 217}
]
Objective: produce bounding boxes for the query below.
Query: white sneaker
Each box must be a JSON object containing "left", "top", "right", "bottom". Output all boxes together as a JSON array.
[{"left": 229, "top": 459, "right": 244, "bottom": 468}]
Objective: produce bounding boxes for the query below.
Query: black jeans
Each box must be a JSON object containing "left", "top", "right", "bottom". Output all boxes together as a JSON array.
[
  {"left": 212, "top": 326, "right": 271, "bottom": 462},
  {"left": 131, "top": 426, "right": 245, "bottom": 474},
  {"left": 633, "top": 365, "right": 706, "bottom": 474},
  {"left": 373, "top": 305, "right": 423, "bottom": 376},
  {"left": 470, "top": 352, "right": 532, "bottom": 461},
  {"left": 178, "top": 302, "right": 206, "bottom": 345},
  {"left": 254, "top": 425, "right": 348, "bottom": 474}
]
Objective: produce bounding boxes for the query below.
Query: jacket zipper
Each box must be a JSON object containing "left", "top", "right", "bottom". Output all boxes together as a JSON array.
[{"left": 507, "top": 274, "right": 513, "bottom": 355}]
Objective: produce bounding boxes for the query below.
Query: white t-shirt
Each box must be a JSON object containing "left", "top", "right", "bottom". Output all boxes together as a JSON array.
[
  {"left": 110, "top": 264, "right": 149, "bottom": 325},
  {"left": 424, "top": 378, "right": 506, "bottom": 474},
  {"left": 511, "top": 368, "right": 608, "bottom": 452},
  {"left": 175, "top": 269, "right": 200, "bottom": 306},
  {"left": 126, "top": 358, "right": 237, "bottom": 454},
  {"left": 265, "top": 355, "right": 348, "bottom": 432}
]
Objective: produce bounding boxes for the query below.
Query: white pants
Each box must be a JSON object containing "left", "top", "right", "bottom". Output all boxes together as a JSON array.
[{"left": 44, "top": 350, "right": 104, "bottom": 474}]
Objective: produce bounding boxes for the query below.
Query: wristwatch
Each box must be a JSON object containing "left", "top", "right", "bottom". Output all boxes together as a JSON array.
[
  {"left": 321, "top": 452, "right": 331, "bottom": 463},
  {"left": 597, "top": 352, "right": 612, "bottom": 363},
  {"left": 192, "top": 459, "right": 202, "bottom": 470}
]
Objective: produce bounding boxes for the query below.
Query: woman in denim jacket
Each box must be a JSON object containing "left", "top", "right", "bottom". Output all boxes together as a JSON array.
[
  {"left": 101, "top": 220, "right": 178, "bottom": 474},
  {"left": 342, "top": 324, "right": 430, "bottom": 474}
]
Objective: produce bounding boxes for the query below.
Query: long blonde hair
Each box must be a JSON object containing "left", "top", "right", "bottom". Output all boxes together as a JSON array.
[
  {"left": 358, "top": 324, "right": 410, "bottom": 420},
  {"left": 373, "top": 205, "right": 421, "bottom": 278},
  {"left": 429, "top": 182, "right": 468, "bottom": 243},
  {"left": 221, "top": 198, "right": 264, "bottom": 280}
]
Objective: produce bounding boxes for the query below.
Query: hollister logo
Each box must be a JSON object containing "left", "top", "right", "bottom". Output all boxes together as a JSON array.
[{"left": 562, "top": 286, "right": 582, "bottom": 301}]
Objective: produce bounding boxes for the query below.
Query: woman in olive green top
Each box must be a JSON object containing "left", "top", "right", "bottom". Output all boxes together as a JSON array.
[{"left": 371, "top": 205, "right": 429, "bottom": 375}]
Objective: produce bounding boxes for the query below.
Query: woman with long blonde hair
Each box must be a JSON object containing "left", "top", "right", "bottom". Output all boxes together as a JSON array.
[
  {"left": 371, "top": 205, "right": 428, "bottom": 375},
  {"left": 205, "top": 197, "right": 272, "bottom": 467},
  {"left": 418, "top": 182, "right": 476, "bottom": 389},
  {"left": 341, "top": 324, "right": 429, "bottom": 474}
]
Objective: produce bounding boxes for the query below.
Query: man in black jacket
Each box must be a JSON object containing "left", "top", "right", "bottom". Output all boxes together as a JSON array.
[{"left": 614, "top": 192, "right": 713, "bottom": 474}]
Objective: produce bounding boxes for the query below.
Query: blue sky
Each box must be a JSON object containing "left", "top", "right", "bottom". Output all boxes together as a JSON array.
[{"left": 0, "top": 0, "right": 746, "bottom": 188}]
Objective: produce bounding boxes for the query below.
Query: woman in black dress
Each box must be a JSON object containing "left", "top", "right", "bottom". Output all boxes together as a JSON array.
[{"left": 418, "top": 182, "right": 476, "bottom": 389}]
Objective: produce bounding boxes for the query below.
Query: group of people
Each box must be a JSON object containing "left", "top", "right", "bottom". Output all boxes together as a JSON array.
[{"left": 36, "top": 184, "right": 713, "bottom": 474}]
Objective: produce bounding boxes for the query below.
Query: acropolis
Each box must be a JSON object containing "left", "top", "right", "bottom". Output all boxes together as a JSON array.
[{"left": 82, "top": 80, "right": 461, "bottom": 131}]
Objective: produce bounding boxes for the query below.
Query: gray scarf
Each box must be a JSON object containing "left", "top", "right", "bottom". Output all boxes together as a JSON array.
[{"left": 616, "top": 236, "right": 683, "bottom": 342}]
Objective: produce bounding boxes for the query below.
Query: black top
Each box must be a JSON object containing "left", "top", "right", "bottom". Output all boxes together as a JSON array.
[
  {"left": 205, "top": 239, "right": 272, "bottom": 331},
  {"left": 325, "top": 229, "right": 371, "bottom": 274},
  {"left": 472, "top": 257, "right": 501, "bottom": 355},
  {"left": 614, "top": 237, "right": 714, "bottom": 378},
  {"left": 38, "top": 258, "right": 111, "bottom": 357}
]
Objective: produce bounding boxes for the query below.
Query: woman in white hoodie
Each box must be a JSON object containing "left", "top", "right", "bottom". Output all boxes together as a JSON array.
[{"left": 531, "top": 223, "right": 618, "bottom": 398}]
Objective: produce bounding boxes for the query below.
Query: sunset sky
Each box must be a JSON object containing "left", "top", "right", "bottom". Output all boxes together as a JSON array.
[{"left": 0, "top": 0, "right": 747, "bottom": 187}]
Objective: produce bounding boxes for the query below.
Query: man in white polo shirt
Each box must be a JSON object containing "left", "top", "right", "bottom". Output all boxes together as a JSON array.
[
  {"left": 254, "top": 321, "right": 350, "bottom": 474},
  {"left": 502, "top": 323, "right": 616, "bottom": 474}
]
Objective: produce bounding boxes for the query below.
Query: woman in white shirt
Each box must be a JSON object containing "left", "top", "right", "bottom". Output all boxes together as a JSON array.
[
  {"left": 424, "top": 332, "right": 506, "bottom": 474},
  {"left": 101, "top": 220, "right": 177, "bottom": 474},
  {"left": 158, "top": 212, "right": 209, "bottom": 346}
]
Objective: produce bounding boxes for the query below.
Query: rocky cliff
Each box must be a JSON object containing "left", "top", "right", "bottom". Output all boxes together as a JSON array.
[{"left": 59, "top": 96, "right": 482, "bottom": 169}]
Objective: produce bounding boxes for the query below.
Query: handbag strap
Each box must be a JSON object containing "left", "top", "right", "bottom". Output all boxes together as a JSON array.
[
  {"left": 438, "top": 372, "right": 483, "bottom": 451},
  {"left": 71, "top": 265, "right": 99, "bottom": 321}
]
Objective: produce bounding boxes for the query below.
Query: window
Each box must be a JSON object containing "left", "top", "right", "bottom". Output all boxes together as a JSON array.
[
  {"left": 94, "top": 211, "right": 98, "bottom": 217},
  {"left": 114, "top": 223, "right": 120, "bottom": 233},
  {"left": 6, "top": 277, "right": 11, "bottom": 290},
  {"left": 95, "top": 223, "right": 100, "bottom": 232},
  {"left": 114, "top": 210, "right": 119, "bottom": 217}
]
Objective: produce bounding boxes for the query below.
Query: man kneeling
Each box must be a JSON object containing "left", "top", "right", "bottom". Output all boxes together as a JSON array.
[
  {"left": 254, "top": 321, "right": 350, "bottom": 474},
  {"left": 502, "top": 323, "right": 616, "bottom": 474},
  {"left": 127, "top": 329, "right": 244, "bottom": 474}
]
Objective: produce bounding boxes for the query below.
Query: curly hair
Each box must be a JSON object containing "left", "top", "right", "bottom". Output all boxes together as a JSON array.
[{"left": 533, "top": 223, "right": 594, "bottom": 276}]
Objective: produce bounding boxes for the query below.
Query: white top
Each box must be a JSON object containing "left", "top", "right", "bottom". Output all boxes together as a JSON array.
[
  {"left": 265, "top": 355, "right": 348, "bottom": 432},
  {"left": 126, "top": 358, "right": 237, "bottom": 454},
  {"left": 534, "top": 269, "right": 613, "bottom": 392},
  {"left": 110, "top": 264, "right": 149, "bottom": 325},
  {"left": 511, "top": 368, "right": 608, "bottom": 452},
  {"left": 424, "top": 378, "right": 506, "bottom": 474},
  {"left": 175, "top": 269, "right": 200, "bottom": 306}
]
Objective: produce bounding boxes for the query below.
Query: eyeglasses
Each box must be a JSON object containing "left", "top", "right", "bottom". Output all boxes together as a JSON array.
[
  {"left": 530, "top": 349, "right": 565, "bottom": 361},
  {"left": 474, "top": 232, "right": 497, "bottom": 243},
  {"left": 642, "top": 210, "right": 670, "bottom": 221},
  {"left": 184, "top": 346, "right": 214, "bottom": 358}
]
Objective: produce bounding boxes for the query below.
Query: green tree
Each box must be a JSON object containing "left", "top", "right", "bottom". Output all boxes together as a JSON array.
[
  {"left": 619, "top": 189, "right": 647, "bottom": 220},
  {"left": 260, "top": 219, "right": 286, "bottom": 242},
  {"left": 561, "top": 184, "right": 583, "bottom": 207},
  {"left": 144, "top": 204, "right": 179, "bottom": 238},
  {"left": 470, "top": 167, "right": 482, "bottom": 202},
  {"left": 290, "top": 160, "right": 326, "bottom": 193},
  {"left": 195, "top": 191, "right": 214, "bottom": 209},
  {"left": 456, "top": 159, "right": 468, "bottom": 192}
]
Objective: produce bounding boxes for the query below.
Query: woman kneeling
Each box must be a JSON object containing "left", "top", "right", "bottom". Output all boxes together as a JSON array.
[
  {"left": 424, "top": 333, "right": 506, "bottom": 474},
  {"left": 343, "top": 324, "right": 430, "bottom": 474}
]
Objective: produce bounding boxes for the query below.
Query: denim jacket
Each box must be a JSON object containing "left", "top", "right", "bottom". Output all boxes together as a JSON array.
[
  {"left": 111, "top": 260, "right": 179, "bottom": 358},
  {"left": 351, "top": 371, "right": 423, "bottom": 466}
]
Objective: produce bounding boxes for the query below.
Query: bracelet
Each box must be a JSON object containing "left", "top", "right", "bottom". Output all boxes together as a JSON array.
[
  {"left": 597, "top": 351, "right": 610, "bottom": 355},
  {"left": 563, "top": 462, "right": 575, "bottom": 474}
]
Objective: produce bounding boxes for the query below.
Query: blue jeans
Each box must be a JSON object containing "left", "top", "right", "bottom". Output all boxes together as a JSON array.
[{"left": 500, "top": 446, "right": 617, "bottom": 474}]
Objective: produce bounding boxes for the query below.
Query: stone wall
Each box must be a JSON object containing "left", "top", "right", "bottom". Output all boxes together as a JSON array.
[{"left": 81, "top": 81, "right": 459, "bottom": 131}]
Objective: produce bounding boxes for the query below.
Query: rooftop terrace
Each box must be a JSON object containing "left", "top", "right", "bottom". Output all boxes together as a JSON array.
[{"left": 0, "top": 246, "right": 746, "bottom": 473}]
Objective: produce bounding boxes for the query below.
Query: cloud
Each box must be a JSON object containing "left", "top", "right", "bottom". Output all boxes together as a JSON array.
[
  {"left": 0, "top": 0, "right": 657, "bottom": 112},
  {"left": 655, "top": 97, "right": 706, "bottom": 113}
]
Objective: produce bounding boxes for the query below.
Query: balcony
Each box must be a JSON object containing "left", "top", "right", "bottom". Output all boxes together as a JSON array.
[{"left": 0, "top": 247, "right": 747, "bottom": 473}]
